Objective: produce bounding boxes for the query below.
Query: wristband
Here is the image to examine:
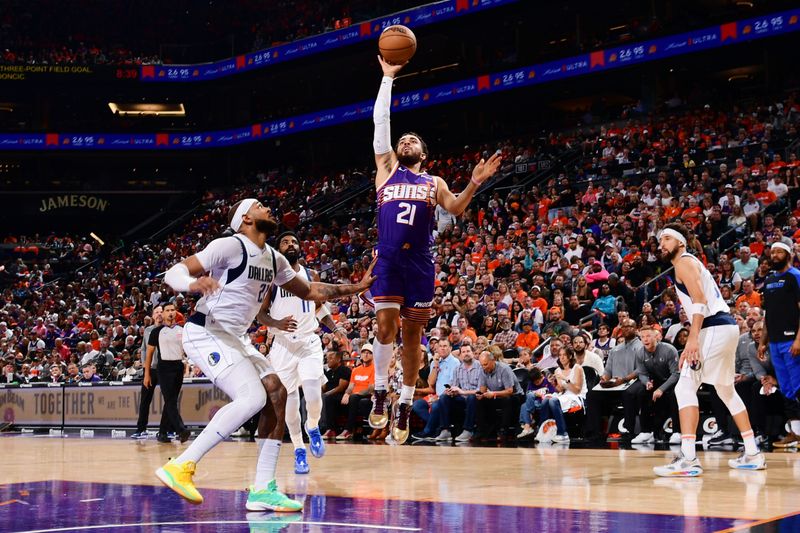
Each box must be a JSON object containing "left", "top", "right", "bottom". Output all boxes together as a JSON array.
[
  {"left": 315, "top": 304, "right": 331, "bottom": 320},
  {"left": 471, "top": 177, "right": 481, "bottom": 186},
  {"left": 685, "top": 303, "right": 708, "bottom": 318}
]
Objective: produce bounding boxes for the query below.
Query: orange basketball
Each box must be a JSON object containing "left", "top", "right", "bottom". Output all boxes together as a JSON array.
[{"left": 378, "top": 25, "right": 417, "bottom": 65}]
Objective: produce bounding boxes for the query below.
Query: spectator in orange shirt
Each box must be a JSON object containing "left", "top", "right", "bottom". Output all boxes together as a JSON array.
[
  {"left": 663, "top": 197, "right": 683, "bottom": 221},
  {"left": 749, "top": 231, "right": 766, "bottom": 258},
  {"left": 457, "top": 317, "right": 478, "bottom": 344},
  {"left": 77, "top": 315, "right": 93, "bottom": 335},
  {"left": 529, "top": 285, "right": 549, "bottom": 316},
  {"left": 331, "top": 344, "right": 375, "bottom": 440},
  {"left": 767, "top": 153, "right": 787, "bottom": 171},
  {"left": 121, "top": 299, "right": 135, "bottom": 320},
  {"left": 754, "top": 180, "right": 777, "bottom": 206},
  {"left": 735, "top": 280, "right": 762, "bottom": 309},
  {"left": 681, "top": 198, "right": 703, "bottom": 228},
  {"left": 515, "top": 320, "right": 540, "bottom": 351},
  {"left": 513, "top": 280, "right": 528, "bottom": 304}
]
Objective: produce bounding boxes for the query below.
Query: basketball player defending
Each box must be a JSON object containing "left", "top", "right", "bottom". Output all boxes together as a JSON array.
[
  {"left": 157, "top": 199, "right": 375, "bottom": 509},
  {"left": 260, "top": 231, "right": 349, "bottom": 474},
  {"left": 368, "top": 56, "right": 502, "bottom": 444},
  {"left": 654, "top": 223, "right": 765, "bottom": 476}
]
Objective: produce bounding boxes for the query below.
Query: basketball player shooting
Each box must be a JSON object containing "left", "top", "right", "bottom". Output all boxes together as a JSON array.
[
  {"left": 653, "top": 223, "right": 765, "bottom": 477},
  {"left": 367, "top": 56, "right": 502, "bottom": 444},
  {"left": 157, "top": 199, "right": 375, "bottom": 510}
]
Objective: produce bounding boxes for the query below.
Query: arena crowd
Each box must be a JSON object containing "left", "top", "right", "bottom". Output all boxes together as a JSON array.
[{"left": 2, "top": 94, "right": 800, "bottom": 447}]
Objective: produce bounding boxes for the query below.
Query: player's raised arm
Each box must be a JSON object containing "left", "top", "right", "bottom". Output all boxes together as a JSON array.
[
  {"left": 436, "top": 152, "right": 502, "bottom": 216},
  {"left": 373, "top": 56, "right": 405, "bottom": 186}
]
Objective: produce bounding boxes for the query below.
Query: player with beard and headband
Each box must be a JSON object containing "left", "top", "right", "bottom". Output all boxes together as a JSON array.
[
  {"left": 157, "top": 199, "right": 375, "bottom": 510},
  {"left": 653, "top": 223, "right": 765, "bottom": 477},
  {"left": 366, "top": 56, "right": 502, "bottom": 444},
  {"left": 759, "top": 242, "right": 800, "bottom": 446},
  {"left": 259, "top": 231, "right": 349, "bottom": 474}
]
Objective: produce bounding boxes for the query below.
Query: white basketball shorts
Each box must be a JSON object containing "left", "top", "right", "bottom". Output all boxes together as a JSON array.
[
  {"left": 268, "top": 334, "right": 325, "bottom": 394},
  {"left": 680, "top": 324, "right": 738, "bottom": 387},
  {"left": 182, "top": 322, "right": 274, "bottom": 382}
]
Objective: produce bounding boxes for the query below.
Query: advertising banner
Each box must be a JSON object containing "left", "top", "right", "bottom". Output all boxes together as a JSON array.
[
  {"left": 0, "top": 381, "right": 230, "bottom": 427},
  {"left": 1, "top": 9, "right": 797, "bottom": 151}
]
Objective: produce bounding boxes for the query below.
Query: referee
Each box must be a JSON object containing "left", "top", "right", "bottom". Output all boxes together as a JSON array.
[
  {"left": 144, "top": 302, "right": 190, "bottom": 444},
  {"left": 759, "top": 242, "right": 800, "bottom": 446},
  {"left": 132, "top": 305, "right": 163, "bottom": 439}
]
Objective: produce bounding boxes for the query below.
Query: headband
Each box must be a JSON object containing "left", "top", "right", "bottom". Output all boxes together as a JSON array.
[
  {"left": 771, "top": 242, "right": 792, "bottom": 254},
  {"left": 659, "top": 228, "right": 687, "bottom": 247},
  {"left": 230, "top": 198, "right": 258, "bottom": 232}
]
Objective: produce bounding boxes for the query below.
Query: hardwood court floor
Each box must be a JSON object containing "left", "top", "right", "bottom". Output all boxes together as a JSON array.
[{"left": 2, "top": 436, "right": 800, "bottom": 532}]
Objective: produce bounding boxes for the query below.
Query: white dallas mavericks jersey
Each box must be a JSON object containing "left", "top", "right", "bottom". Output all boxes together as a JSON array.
[
  {"left": 270, "top": 266, "right": 318, "bottom": 339},
  {"left": 674, "top": 252, "right": 730, "bottom": 319},
  {"left": 193, "top": 235, "right": 296, "bottom": 338}
]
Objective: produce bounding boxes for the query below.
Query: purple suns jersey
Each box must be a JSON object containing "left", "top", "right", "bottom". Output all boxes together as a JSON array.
[{"left": 377, "top": 164, "right": 438, "bottom": 251}]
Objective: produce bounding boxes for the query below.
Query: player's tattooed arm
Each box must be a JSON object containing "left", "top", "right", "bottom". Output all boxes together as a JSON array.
[
  {"left": 281, "top": 258, "right": 377, "bottom": 302},
  {"left": 310, "top": 270, "right": 345, "bottom": 333}
]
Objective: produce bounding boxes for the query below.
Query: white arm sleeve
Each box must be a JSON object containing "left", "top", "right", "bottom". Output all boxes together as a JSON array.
[
  {"left": 164, "top": 263, "right": 196, "bottom": 293},
  {"left": 373, "top": 76, "right": 393, "bottom": 155},
  {"left": 273, "top": 250, "right": 298, "bottom": 286}
]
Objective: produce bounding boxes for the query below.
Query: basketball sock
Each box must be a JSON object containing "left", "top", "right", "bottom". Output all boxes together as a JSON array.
[
  {"left": 372, "top": 340, "right": 393, "bottom": 390},
  {"left": 254, "top": 439, "right": 281, "bottom": 490},
  {"left": 399, "top": 384, "right": 415, "bottom": 405},
  {"left": 301, "top": 379, "right": 322, "bottom": 430},
  {"left": 285, "top": 389, "right": 303, "bottom": 449},
  {"left": 790, "top": 420, "right": 800, "bottom": 435},
  {"left": 256, "top": 437, "right": 266, "bottom": 455},
  {"left": 741, "top": 429, "right": 758, "bottom": 455},
  {"left": 174, "top": 364, "right": 266, "bottom": 464},
  {"left": 681, "top": 434, "right": 697, "bottom": 460},
  {"left": 289, "top": 432, "right": 305, "bottom": 450}
]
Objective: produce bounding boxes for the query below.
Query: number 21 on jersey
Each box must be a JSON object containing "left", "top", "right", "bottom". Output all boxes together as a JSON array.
[
  {"left": 257, "top": 283, "right": 268, "bottom": 302},
  {"left": 396, "top": 202, "right": 417, "bottom": 225}
]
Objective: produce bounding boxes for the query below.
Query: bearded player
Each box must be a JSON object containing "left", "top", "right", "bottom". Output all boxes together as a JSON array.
[
  {"left": 653, "top": 223, "right": 765, "bottom": 476},
  {"left": 157, "top": 199, "right": 374, "bottom": 509},
  {"left": 367, "top": 56, "right": 502, "bottom": 444},
  {"left": 259, "top": 231, "right": 350, "bottom": 474}
]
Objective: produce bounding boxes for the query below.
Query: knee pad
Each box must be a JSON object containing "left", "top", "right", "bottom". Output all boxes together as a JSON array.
[
  {"left": 285, "top": 389, "right": 301, "bottom": 412},
  {"left": 301, "top": 380, "right": 322, "bottom": 401},
  {"left": 236, "top": 378, "right": 267, "bottom": 415},
  {"left": 674, "top": 375, "right": 699, "bottom": 410},
  {"left": 715, "top": 384, "right": 746, "bottom": 415},
  {"left": 284, "top": 390, "right": 302, "bottom": 424}
]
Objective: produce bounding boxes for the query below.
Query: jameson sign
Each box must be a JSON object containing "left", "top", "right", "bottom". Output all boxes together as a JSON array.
[{"left": 38, "top": 194, "right": 110, "bottom": 213}]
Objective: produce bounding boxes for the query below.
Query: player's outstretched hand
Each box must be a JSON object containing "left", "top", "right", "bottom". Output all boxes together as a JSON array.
[
  {"left": 378, "top": 55, "right": 406, "bottom": 78},
  {"left": 471, "top": 152, "right": 503, "bottom": 186},
  {"left": 189, "top": 276, "right": 220, "bottom": 296},
  {"left": 275, "top": 315, "right": 298, "bottom": 332},
  {"left": 357, "top": 257, "right": 378, "bottom": 291}
]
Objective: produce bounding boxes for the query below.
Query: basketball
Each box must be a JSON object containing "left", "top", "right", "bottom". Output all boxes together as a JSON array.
[{"left": 378, "top": 25, "right": 416, "bottom": 64}]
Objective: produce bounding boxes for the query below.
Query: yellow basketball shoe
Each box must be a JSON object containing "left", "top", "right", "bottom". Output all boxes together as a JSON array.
[{"left": 156, "top": 459, "right": 204, "bottom": 504}]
